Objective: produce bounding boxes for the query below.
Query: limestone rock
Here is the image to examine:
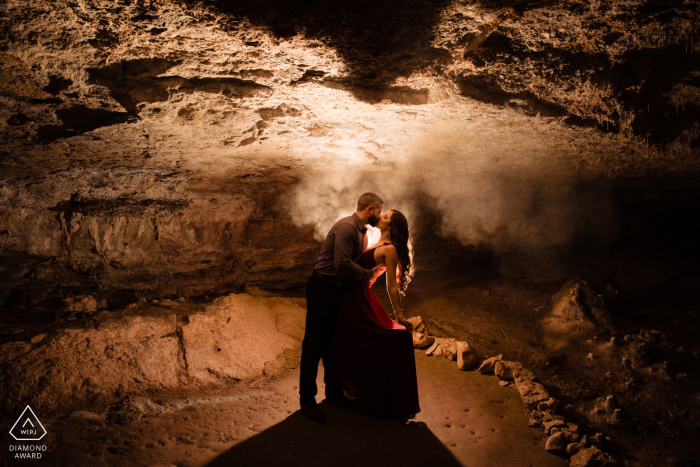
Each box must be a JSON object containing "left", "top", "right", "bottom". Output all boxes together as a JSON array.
[
  {"left": 107, "top": 397, "right": 164, "bottom": 425},
  {"left": 515, "top": 380, "right": 550, "bottom": 409},
  {"left": 0, "top": 314, "right": 181, "bottom": 413},
  {"left": 456, "top": 341, "right": 479, "bottom": 370},
  {"left": 550, "top": 278, "right": 614, "bottom": 332},
  {"left": 569, "top": 446, "right": 615, "bottom": 467},
  {"left": 0, "top": 292, "right": 307, "bottom": 412},
  {"left": 426, "top": 337, "right": 457, "bottom": 360},
  {"left": 30, "top": 333, "right": 47, "bottom": 344},
  {"left": 59, "top": 295, "right": 99, "bottom": 319},
  {"left": 407, "top": 316, "right": 429, "bottom": 335},
  {"left": 566, "top": 442, "right": 583, "bottom": 456},
  {"left": 425, "top": 340, "right": 440, "bottom": 356},
  {"left": 495, "top": 361, "right": 524, "bottom": 380},
  {"left": 590, "top": 395, "right": 630, "bottom": 425},
  {"left": 412, "top": 332, "right": 435, "bottom": 349},
  {"left": 181, "top": 293, "right": 305, "bottom": 384},
  {"left": 0, "top": 341, "right": 33, "bottom": 365},
  {"left": 545, "top": 432, "right": 567, "bottom": 453},
  {"left": 478, "top": 354, "right": 503, "bottom": 373},
  {"left": 538, "top": 397, "right": 560, "bottom": 412},
  {"left": 544, "top": 419, "right": 566, "bottom": 434}
]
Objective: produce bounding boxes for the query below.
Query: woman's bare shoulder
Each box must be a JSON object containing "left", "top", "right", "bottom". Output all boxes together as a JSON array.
[{"left": 381, "top": 243, "right": 397, "bottom": 257}]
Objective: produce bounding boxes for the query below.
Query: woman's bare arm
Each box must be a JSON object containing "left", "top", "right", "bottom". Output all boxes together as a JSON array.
[{"left": 384, "top": 246, "right": 413, "bottom": 332}]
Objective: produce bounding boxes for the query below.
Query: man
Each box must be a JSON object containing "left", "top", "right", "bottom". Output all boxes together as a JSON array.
[{"left": 299, "top": 192, "right": 384, "bottom": 422}]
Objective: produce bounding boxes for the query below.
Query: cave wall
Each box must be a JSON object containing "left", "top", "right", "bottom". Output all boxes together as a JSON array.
[{"left": 1, "top": 0, "right": 699, "bottom": 307}]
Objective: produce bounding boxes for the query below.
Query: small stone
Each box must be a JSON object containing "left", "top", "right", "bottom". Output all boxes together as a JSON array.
[
  {"left": 544, "top": 419, "right": 566, "bottom": 434},
  {"left": 580, "top": 435, "right": 588, "bottom": 447},
  {"left": 494, "top": 361, "right": 524, "bottom": 381},
  {"left": 515, "top": 380, "right": 550, "bottom": 408},
  {"left": 566, "top": 442, "right": 582, "bottom": 456},
  {"left": 569, "top": 446, "right": 614, "bottom": 467},
  {"left": 456, "top": 341, "right": 479, "bottom": 370},
  {"left": 425, "top": 340, "right": 440, "bottom": 356},
  {"left": 481, "top": 289, "right": 491, "bottom": 296},
  {"left": 30, "top": 333, "right": 47, "bottom": 344},
  {"left": 545, "top": 432, "right": 567, "bottom": 452},
  {"left": 590, "top": 432, "right": 606, "bottom": 447},
  {"left": 528, "top": 418, "right": 540, "bottom": 427},
  {"left": 407, "top": 316, "right": 429, "bottom": 335},
  {"left": 478, "top": 354, "right": 503, "bottom": 374},
  {"left": 621, "top": 358, "right": 631, "bottom": 367},
  {"left": 587, "top": 353, "right": 595, "bottom": 360},
  {"left": 604, "top": 395, "right": 617, "bottom": 412},
  {"left": 431, "top": 338, "right": 458, "bottom": 360},
  {"left": 610, "top": 337, "right": 617, "bottom": 345},
  {"left": 413, "top": 332, "right": 435, "bottom": 349},
  {"left": 677, "top": 347, "right": 685, "bottom": 353},
  {"left": 499, "top": 380, "right": 511, "bottom": 387},
  {"left": 537, "top": 397, "right": 560, "bottom": 412}
]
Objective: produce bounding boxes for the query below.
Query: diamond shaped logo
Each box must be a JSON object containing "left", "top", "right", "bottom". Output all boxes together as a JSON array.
[{"left": 9, "top": 406, "right": 47, "bottom": 441}]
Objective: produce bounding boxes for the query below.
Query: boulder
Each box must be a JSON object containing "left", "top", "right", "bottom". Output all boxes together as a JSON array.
[
  {"left": 550, "top": 278, "right": 614, "bottom": 331},
  {"left": 569, "top": 446, "right": 615, "bottom": 467},
  {"left": 478, "top": 354, "right": 503, "bottom": 373},
  {"left": 0, "top": 292, "right": 306, "bottom": 412},
  {"left": 0, "top": 314, "right": 181, "bottom": 413},
  {"left": 545, "top": 432, "right": 567, "bottom": 453},
  {"left": 456, "top": 341, "right": 479, "bottom": 370},
  {"left": 181, "top": 293, "right": 305, "bottom": 384},
  {"left": 495, "top": 361, "right": 524, "bottom": 380}
]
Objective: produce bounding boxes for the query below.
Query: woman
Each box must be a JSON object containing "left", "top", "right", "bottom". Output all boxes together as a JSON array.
[{"left": 326, "top": 209, "right": 420, "bottom": 422}]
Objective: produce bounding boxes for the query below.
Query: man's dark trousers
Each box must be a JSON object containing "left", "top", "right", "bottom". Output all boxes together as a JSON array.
[{"left": 299, "top": 272, "right": 344, "bottom": 405}]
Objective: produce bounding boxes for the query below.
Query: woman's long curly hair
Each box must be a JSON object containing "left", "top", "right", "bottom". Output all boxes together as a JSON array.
[{"left": 388, "top": 209, "right": 414, "bottom": 296}]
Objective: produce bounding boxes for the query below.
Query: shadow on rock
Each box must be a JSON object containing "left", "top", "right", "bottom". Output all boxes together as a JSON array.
[
  {"left": 204, "top": 400, "right": 462, "bottom": 467},
  {"left": 205, "top": 0, "right": 453, "bottom": 99}
]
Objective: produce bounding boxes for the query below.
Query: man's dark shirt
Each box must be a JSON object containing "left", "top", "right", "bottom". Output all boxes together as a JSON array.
[{"left": 313, "top": 212, "right": 374, "bottom": 281}]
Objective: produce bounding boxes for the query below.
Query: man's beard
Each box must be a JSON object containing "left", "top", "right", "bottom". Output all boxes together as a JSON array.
[{"left": 368, "top": 213, "right": 380, "bottom": 227}]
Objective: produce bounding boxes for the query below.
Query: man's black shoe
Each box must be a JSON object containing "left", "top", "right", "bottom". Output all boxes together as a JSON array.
[{"left": 300, "top": 401, "right": 327, "bottom": 423}]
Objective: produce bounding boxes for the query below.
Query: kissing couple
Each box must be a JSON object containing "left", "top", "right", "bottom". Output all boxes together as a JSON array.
[{"left": 298, "top": 192, "right": 420, "bottom": 423}]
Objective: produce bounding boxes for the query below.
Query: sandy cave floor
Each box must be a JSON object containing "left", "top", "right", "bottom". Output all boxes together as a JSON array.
[
  {"left": 2, "top": 264, "right": 700, "bottom": 467},
  {"left": 1, "top": 353, "right": 565, "bottom": 467}
]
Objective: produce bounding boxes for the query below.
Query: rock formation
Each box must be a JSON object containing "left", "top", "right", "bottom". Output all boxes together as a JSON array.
[
  {"left": 0, "top": 292, "right": 305, "bottom": 413},
  {"left": 1, "top": 0, "right": 699, "bottom": 305}
]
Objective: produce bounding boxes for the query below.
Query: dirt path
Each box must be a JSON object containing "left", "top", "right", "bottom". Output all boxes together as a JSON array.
[{"left": 7, "top": 352, "right": 566, "bottom": 467}]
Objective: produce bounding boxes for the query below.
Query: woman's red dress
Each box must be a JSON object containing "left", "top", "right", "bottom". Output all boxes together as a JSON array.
[{"left": 327, "top": 244, "right": 420, "bottom": 422}]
